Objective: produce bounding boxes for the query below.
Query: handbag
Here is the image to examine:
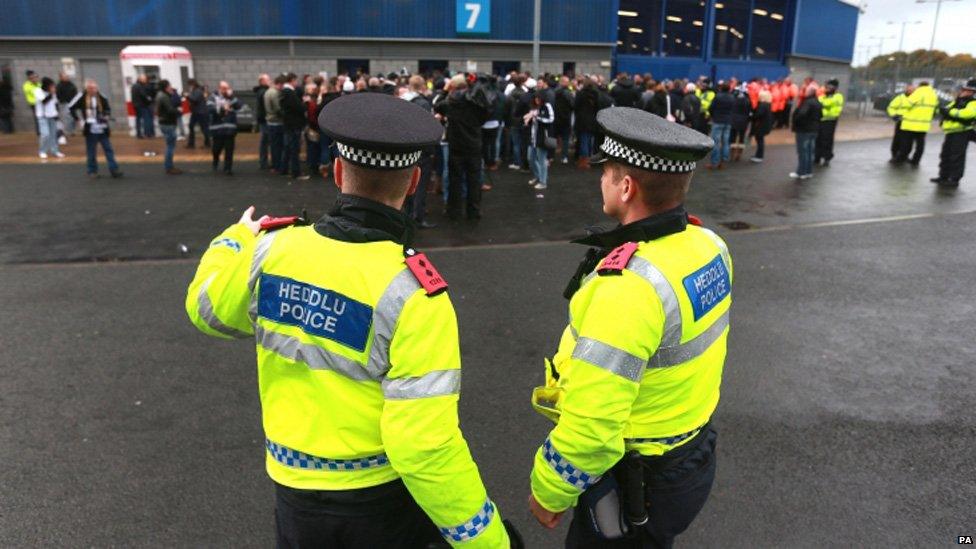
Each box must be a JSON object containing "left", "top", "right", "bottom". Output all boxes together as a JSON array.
[{"left": 543, "top": 128, "right": 558, "bottom": 151}]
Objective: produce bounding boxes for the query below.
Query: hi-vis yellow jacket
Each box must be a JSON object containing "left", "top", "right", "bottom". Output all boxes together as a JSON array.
[
  {"left": 530, "top": 220, "right": 732, "bottom": 513},
  {"left": 901, "top": 85, "right": 940, "bottom": 133},
  {"left": 186, "top": 206, "right": 508, "bottom": 548},
  {"left": 818, "top": 92, "right": 844, "bottom": 121}
]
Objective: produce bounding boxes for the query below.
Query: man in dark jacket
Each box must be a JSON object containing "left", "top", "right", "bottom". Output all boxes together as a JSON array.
[
  {"left": 279, "top": 72, "right": 307, "bottom": 179},
  {"left": 790, "top": 85, "right": 822, "bottom": 179},
  {"left": 68, "top": 78, "right": 122, "bottom": 179},
  {"left": 609, "top": 73, "right": 641, "bottom": 107},
  {"left": 131, "top": 74, "right": 155, "bottom": 138},
  {"left": 680, "top": 83, "right": 702, "bottom": 130},
  {"left": 155, "top": 79, "right": 181, "bottom": 174},
  {"left": 707, "top": 82, "right": 734, "bottom": 168},
  {"left": 254, "top": 74, "right": 270, "bottom": 169},
  {"left": 434, "top": 74, "right": 491, "bottom": 220},
  {"left": 56, "top": 72, "right": 78, "bottom": 137},
  {"left": 553, "top": 76, "right": 575, "bottom": 164},
  {"left": 186, "top": 79, "right": 210, "bottom": 149},
  {"left": 573, "top": 79, "right": 600, "bottom": 169},
  {"left": 208, "top": 80, "right": 242, "bottom": 175},
  {"left": 401, "top": 75, "right": 437, "bottom": 229}
]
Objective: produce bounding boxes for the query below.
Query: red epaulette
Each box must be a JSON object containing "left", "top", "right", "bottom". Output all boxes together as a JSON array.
[
  {"left": 687, "top": 214, "right": 703, "bottom": 226},
  {"left": 597, "top": 242, "right": 639, "bottom": 276},
  {"left": 404, "top": 249, "right": 448, "bottom": 296},
  {"left": 260, "top": 215, "right": 306, "bottom": 232}
]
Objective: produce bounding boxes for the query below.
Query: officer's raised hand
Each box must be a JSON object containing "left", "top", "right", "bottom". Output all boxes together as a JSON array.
[{"left": 238, "top": 205, "right": 270, "bottom": 236}]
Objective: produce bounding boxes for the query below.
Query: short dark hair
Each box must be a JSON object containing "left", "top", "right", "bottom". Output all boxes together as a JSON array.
[
  {"left": 274, "top": 74, "right": 286, "bottom": 85},
  {"left": 286, "top": 72, "right": 298, "bottom": 83},
  {"left": 158, "top": 79, "right": 171, "bottom": 91},
  {"left": 608, "top": 162, "right": 692, "bottom": 209}
]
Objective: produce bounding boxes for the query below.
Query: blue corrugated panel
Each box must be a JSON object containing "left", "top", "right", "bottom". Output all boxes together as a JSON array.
[
  {"left": 0, "top": 0, "right": 616, "bottom": 43},
  {"left": 616, "top": 55, "right": 788, "bottom": 81},
  {"left": 790, "top": 0, "right": 858, "bottom": 61}
]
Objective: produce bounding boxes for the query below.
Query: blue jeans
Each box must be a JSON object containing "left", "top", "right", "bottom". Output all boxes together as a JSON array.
[
  {"left": 85, "top": 133, "right": 119, "bottom": 174},
  {"left": 306, "top": 133, "right": 321, "bottom": 172},
  {"left": 268, "top": 124, "right": 284, "bottom": 171},
  {"left": 509, "top": 129, "right": 522, "bottom": 166},
  {"left": 283, "top": 128, "right": 302, "bottom": 176},
  {"left": 578, "top": 131, "right": 594, "bottom": 158},
  {"left": 710, "top": 123, "right": 731, "bottom": 165},
  {"left": 38, "top": 117, "right": 60, "bottom": 155},
  {"left": 136, "top": 106, "right": 154, "bottom": 137},
  {"left": 160, "top": 125, "right": 177, "bottom": 170},
  {"left": 529, "top": 145, "right": 548, "bottom": 185},
  {"left": 494, "top": 124, "right": 504, "bottom": 163},
  {"left": 795, "top": 131, "right": 817, "bottom": 176}
]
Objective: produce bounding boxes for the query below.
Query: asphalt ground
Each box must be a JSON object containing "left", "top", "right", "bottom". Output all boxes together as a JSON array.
[{"left": 1, "top": 136, "right": 974, "bottom": 547}]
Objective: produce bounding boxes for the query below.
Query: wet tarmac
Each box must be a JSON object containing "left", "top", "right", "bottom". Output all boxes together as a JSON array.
[{"left": 0, "top": 136, "right": 974, "bottom": 547}]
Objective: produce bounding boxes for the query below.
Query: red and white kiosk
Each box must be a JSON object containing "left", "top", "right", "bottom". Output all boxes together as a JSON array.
[{"left": 120, "top": 45, "right": 194, "bottom": 136}]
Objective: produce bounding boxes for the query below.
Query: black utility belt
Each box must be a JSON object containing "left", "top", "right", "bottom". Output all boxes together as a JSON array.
[{"left": 578, "top": 423, "right": 711, "bottom": 541}]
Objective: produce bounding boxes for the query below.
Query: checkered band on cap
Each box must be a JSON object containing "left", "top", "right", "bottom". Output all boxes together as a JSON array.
[
  {"left": 336, "top": 142, "right": 423, "bottom": 169},
  {"left": 542, "top": 437, "right": 601, "bottom": 491},
  {"left": 266, "top": 439, "right": 390, "bottom": 471},
  {"left": 438, "top": 499, "right": 495, "bottom": 543},
  {"left": 600, "top": 136, "right": 697, "bottom": 173}
]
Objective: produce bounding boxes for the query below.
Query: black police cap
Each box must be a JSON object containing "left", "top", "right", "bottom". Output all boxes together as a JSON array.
[
  {"left": 319, "top": 93, "right": 442, "bottom": 170},
  {"left": 826, "top": 78, "right": 840, "bottom": 87},
  {"left": 964, "top": 78, "right": 976, "bottom": 91},
  {"left": 591, "top": 107, "right": 714, "bottom": 173}
]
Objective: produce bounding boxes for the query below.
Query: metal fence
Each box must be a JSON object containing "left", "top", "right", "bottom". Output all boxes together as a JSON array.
[{"left": 847, "top": 65, "right": 973, "bottom": 119}]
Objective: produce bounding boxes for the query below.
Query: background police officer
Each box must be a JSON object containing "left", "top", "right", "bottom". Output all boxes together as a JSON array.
[
  {"left": 886, "top": 84, "right": 914, "bottom": 163},
  {"left": 815, "top": 78, "right": 844, "bottom": 167},
  {"left": 931, "top": 79, "right": 976, "bottom": 188},
  {"left": 186, "top": 92, "right": 513, "bottom": 548},
  {"left": 527, "top": 108, "right": 730, "bottom": 548}
]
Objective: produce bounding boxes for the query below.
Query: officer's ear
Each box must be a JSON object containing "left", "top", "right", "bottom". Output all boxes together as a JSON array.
[
  {"left": 619, "top": 173, "right": 637, "bottom": 204},
  {"left": 333, "top": 158, "right": 344, "bottom": 191},
  {"left": 406, "top": 165, "right": 421, "bottom": 197}
]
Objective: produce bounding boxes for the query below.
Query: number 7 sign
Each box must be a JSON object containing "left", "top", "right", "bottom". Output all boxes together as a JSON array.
[{"left": 456, "top": 0, "right": 490, "bottom": 34}]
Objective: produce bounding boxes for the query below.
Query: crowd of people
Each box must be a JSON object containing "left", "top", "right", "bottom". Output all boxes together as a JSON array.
[{"left": 12, "top": 65, "right": 974, "bottom": 192}]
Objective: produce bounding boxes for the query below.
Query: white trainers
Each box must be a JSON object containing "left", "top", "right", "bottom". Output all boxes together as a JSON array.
[
  {"left": 39, "top": 152, "right": 48, "bottom": 159},
  {"left": 561, "top": 158, "right": 568, "bottom": 164},
  {"left": 800, "top": 173, "right": 813, "bottom": 180},
  {"left": 57, "top": 136, "right": 67, "bottom": 146},
  {"left": 528, "top": 178, "right": 538, "bottom": 185},
  {"left": 750, "top": 157, "right": 763, "bottom": 163},
  {"left": 55, "top": 152, "right": 66, "bottom": 159},
  {"left": 789, "top": 172, "right": 800, "bottom": 179},
  {"left": 533, "top": 182, "right": 548, "bottom": 190},
  {"left": 507, "top": 164, "right": 519, "bottom": 170}
]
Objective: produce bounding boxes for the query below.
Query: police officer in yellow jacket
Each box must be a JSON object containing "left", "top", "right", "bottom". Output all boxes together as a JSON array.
[
  {"left": 186, "top": 92, "right": 514, "bottom": 549},
  {"left": 886, "top": 84, "right": 914, "bottom": 162},
  {"left": 931, "top": 79, "right": 976, "bottom": 188},
  {"left": 815, "top": 79, "right": 844, "bottom": 167},
  {"left": 894, "top": 81, "right": 939, "bottom": 166},
  {"left": 527, "top": 107, "right": 729, "bottom": 548}
]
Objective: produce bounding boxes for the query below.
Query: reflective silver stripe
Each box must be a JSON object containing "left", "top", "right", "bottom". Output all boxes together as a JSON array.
[
  {"left": 248, "top": 232, "right": 278, "bottom": 321},
  {"left": 366, "top": 269, "right": 421, "bottom": 378},
  {"left": 569, "top": 322, "right": 578, "bottom": 340},
  {"left": 579, "top": 271, "right": 598, "bottom": 290},
  {"left": 647, "top": 309, "right": 729, "bottom": 369},
  {"left": 699, "top": 228, "right": 732, "bottom": 274},
  {"left": 572, "top": 337, "right": 645, "bottom": 382},
  {"left": 382, "top": 369, "right": 460, "bottom": 400},
  {"left": 255, "top": 324, "right": 375, "bottom": 381},
  {"left": 197, "top": 276, "right": 251, "bottom": 339},
  {"left": 626, "top": 256, "right": 682, "bottom": 348}
]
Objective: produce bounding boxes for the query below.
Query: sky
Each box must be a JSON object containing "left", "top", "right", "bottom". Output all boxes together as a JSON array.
[{"left": 851, "top": 0, "right": 974, "bottom": 65}]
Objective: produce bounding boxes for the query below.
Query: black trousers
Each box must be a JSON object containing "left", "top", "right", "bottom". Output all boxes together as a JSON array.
[
  {"left": 274, "top": 479, "right": 442, "bottom": 549},
  {"left": 753, "top": 133, "right": 766, "bottom": 159},
  {"left": 895, "top": 130, "right": 926, "bottom": 164},
  {"left": 565, "top": 427, "right": 717, "bottom": 549},
  {"left": 447, "top": 153, "right": 483, "bottom": 219},
  {"left": 212, "top": 134, "right": 236, "bottom": 172},
  {"left": 814, "top": 119, "right": 837, "bottom": 162},
  {"left": 938, "top": 131, "right": 971, "bottom": 183},
  {"left": 890, "top": 123, "right": 903, "bottom": 158},
  {"left": 188, "top": 112, "right": 210, "bottom": 147}
]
